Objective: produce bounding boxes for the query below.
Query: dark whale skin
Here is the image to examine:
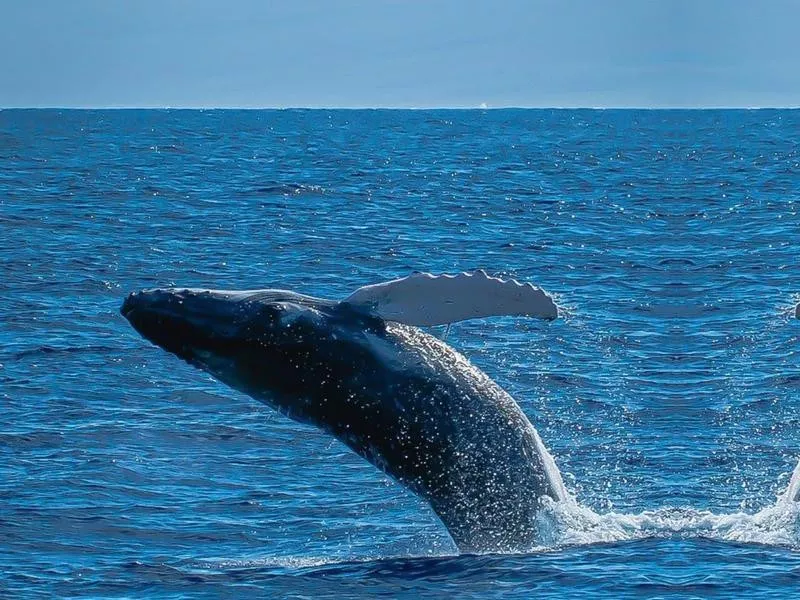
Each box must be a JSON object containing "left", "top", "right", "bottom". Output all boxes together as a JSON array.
[{"left": 121, "top": 288, "right": 568, "bottom": 553}]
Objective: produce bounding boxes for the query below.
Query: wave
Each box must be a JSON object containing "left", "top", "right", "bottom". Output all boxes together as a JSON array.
[
  {"left": 246, "top": 183, "right": 327, "bottom": 196},
  {"left": 535, "top": 496, "right": 800, "bottom": 551},
  {"left": 527, "top": 460, "right": 800, "bottom": 550},
  {"left": 9, "top": 344, "right": 121, "bottom": 360},
  {"left": 186, "top": 493, "right": 800, "bottom": 578},
  {"left": 179, "top": 500, "right": 800, "bottom": 587}
]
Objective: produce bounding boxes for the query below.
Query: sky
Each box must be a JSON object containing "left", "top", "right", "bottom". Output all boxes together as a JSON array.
[{"left": 1, "top": 0, "right": 799, "bottom": 108}]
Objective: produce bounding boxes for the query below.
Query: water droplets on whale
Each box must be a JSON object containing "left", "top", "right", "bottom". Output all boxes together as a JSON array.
[{"left": 121, "top": 271, "right": 567, "bottom": 553}]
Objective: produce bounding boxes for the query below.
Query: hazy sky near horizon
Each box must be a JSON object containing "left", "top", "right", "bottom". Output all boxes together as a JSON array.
[{"left": 2, "top": 0, "right": 799, "bottom": 108}]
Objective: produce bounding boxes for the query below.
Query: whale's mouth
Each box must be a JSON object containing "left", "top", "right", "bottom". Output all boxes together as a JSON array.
[
  {"left": 120, "top": 292, "right": 140, "bottom": 320},
  {"left": 122, "top": 296, "right": 194, "bottom": 358},
  {"left": 120, "top": 289, "right": 240, "bottom": 360}
]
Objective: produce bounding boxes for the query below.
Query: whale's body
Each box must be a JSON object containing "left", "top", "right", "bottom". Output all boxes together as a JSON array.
[{"left": 121, "top": 287, "right": 568, "bottom": 552}]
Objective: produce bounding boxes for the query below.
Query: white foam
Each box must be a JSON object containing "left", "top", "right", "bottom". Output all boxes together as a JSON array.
[{"left": 532, "top": 495, "right": 800, "bottom": 551}]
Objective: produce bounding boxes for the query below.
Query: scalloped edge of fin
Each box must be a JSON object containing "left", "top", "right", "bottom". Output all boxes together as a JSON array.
[{"left": 343, "top": 270, "right": 558, "bottom": 327}]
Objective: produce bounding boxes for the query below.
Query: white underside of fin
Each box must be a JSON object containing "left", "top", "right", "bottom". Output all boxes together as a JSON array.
[{"left": 343, "top": 270, "right": 558, "bottom": 327}]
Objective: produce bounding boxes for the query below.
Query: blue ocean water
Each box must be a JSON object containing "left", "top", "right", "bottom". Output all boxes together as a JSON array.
[{"left": 1, "top": 108, "right": 799, "bottom": 598}]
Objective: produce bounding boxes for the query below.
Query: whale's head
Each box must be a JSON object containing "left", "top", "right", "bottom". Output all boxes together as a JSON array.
[{"left": 121, "top": 288, "right": 389, "bottom": 422}]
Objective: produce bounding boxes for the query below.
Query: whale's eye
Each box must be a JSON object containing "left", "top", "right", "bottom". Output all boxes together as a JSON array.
[{"left": 277, "top": 304, "right": 323, "bottom": 329}]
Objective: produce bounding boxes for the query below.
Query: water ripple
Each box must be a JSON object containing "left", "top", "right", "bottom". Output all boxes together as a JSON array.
[{"left": 2, "top": 108, "right": 800, "bottom": 597}]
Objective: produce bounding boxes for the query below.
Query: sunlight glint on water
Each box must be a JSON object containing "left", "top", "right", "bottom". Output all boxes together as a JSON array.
[{"left": 1, "top": 109, "right": 799, "bottom": 598}]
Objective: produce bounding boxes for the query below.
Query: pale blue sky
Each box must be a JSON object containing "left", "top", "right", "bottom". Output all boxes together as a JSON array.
[{"left": 1, "top": 0, "right": 799, "bottom": 108}]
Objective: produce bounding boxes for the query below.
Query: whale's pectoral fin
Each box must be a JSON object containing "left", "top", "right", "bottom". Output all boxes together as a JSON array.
[{"left": 343, "top": 270, "right": 559, "bottom": 327}]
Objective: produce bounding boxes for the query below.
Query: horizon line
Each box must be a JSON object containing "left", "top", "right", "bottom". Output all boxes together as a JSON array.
[{"left": 2, "top": 105, "right": 800, "bottom": 111}]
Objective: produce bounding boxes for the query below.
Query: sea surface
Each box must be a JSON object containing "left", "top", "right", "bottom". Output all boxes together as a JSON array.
[{"left": 1, "top": 108, "right": 799, "bottom": 598}]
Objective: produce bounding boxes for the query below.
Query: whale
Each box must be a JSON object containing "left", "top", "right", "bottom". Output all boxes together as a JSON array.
[{"left": 120, "top": 272, "right": 569, "bottom": 553}]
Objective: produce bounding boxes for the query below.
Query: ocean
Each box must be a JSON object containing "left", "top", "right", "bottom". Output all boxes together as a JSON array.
[{"left": 1, "top": 108, "right": 799, "bottom": 598}]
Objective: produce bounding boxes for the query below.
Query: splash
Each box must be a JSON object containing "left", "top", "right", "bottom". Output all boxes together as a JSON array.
[
  {"left": 186, "top": 494, "right": 800, "bottom": 575},
  {"left": 533, "top": 493, "right": 800, "bottom": 551}
]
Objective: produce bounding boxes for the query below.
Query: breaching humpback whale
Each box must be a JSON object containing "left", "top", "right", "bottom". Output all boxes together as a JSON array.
[{"left": 121, "top": 271, "right": 568, "bottom": 553}]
